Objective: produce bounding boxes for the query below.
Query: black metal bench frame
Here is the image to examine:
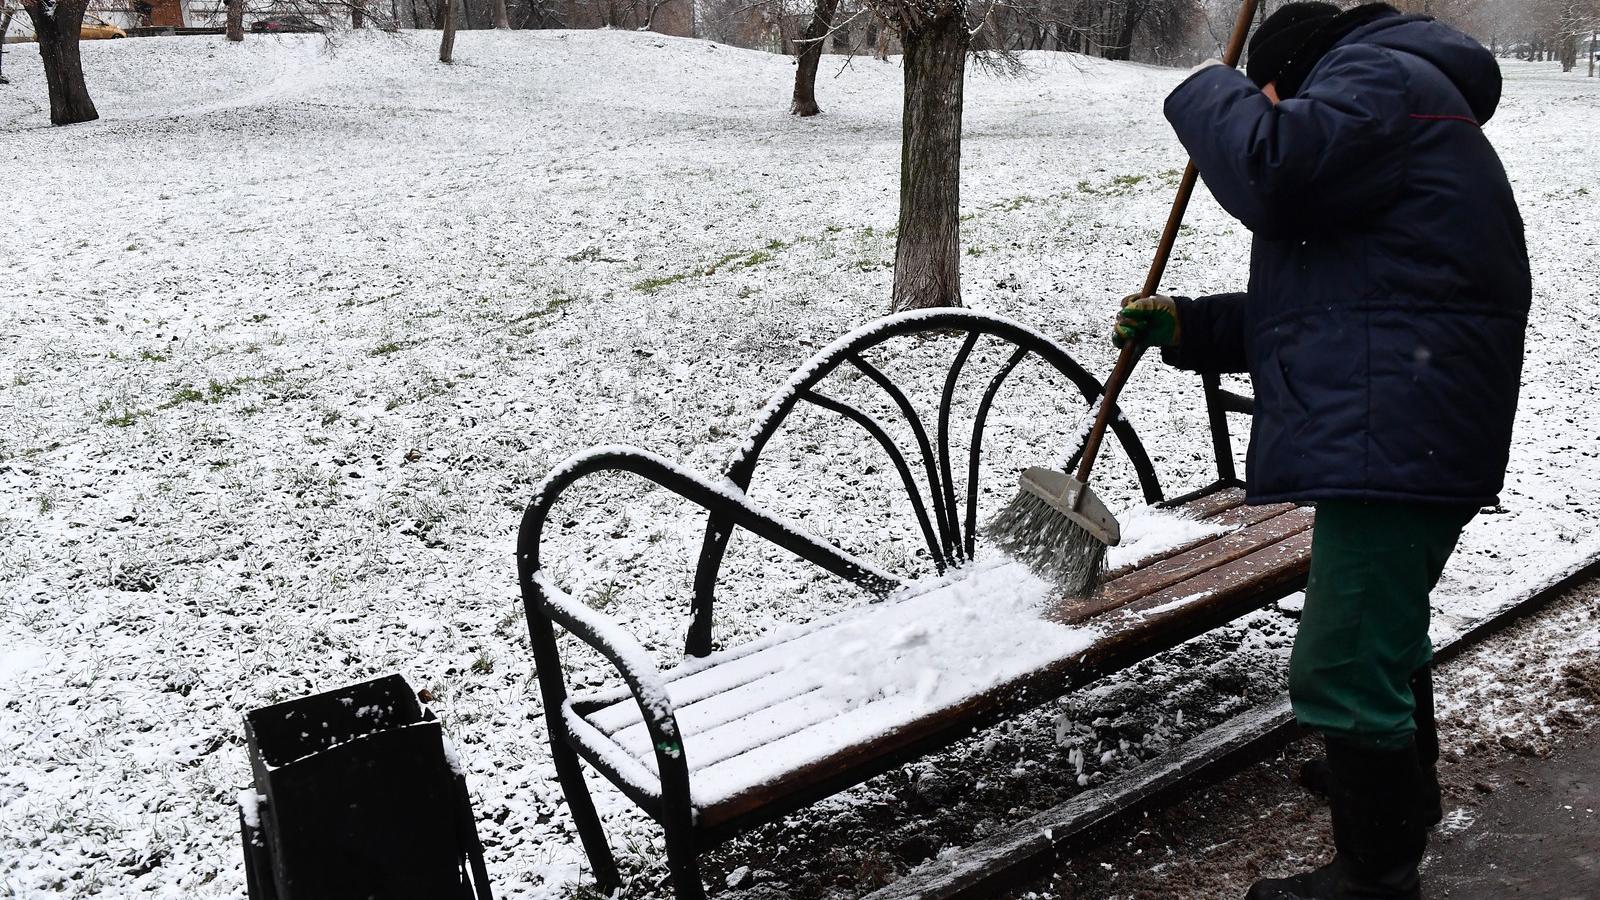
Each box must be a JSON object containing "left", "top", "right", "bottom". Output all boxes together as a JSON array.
[{"left": 517, "top": 309, "right": 1255, "bottom": 899}]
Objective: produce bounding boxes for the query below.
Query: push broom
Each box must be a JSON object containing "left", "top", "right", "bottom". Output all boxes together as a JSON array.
[{"left": 986, "top": 0, "right": 1261, "bottom": 597}]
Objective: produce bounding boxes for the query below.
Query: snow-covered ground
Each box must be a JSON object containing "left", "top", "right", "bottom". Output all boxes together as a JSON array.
[{"left": 1, "top": 30, "right": 1597, "bottom": 898}]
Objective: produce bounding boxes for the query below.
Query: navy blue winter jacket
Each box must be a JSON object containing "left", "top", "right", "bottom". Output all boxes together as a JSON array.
[{"left": 1162, "top": 11, "right": 1530, "bottom": 507}]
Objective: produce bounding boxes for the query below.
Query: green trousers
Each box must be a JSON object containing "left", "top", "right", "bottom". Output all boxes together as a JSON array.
[{"left": 1289, "top": 500, "right": 1476, "bottom": 749}]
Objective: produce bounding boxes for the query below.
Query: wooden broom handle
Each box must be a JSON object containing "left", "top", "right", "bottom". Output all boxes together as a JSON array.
[{"left": 1073, "top": 0, "right": 1260, "bottom": 486}]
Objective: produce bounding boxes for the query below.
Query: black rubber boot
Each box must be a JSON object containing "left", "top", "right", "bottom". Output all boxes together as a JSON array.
[
  {"left": 1298, "top": 755, "right": 1334, "bottom": 798},
  {"left": 1410, "top": 667, "right": 1443, "bottom": 826},
  {"left": 1297, "top": 669, "right": 1442, "bottom": 827},
  {"left": 1246, "top": 738, "right": 1428, "bottom": 900}
]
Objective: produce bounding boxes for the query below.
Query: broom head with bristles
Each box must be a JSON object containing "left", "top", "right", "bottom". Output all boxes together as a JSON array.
[{"left": 984, "top": 466, "right": 1122, "bottom": 597}]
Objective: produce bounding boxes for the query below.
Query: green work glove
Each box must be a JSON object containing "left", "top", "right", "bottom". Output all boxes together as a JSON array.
[{"left": 1112, "top": 293, "right": 1180, "bottom": 348}]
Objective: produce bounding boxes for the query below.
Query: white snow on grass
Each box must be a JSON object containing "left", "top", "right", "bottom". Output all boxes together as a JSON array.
[{"left": 1, "top": 29, "right": 1597, "bottom": 898}]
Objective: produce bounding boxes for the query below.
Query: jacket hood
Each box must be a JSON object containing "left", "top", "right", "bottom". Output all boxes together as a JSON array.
[{"left": 1340, "top": 13, "right": 1503, "bottom": 123}]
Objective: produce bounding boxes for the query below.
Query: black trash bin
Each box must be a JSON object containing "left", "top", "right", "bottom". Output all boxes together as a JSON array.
[{"left": 239, "top": 674, "right": 493, "bottom": 900}]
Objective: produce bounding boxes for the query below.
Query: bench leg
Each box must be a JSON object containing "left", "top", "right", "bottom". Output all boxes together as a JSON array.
[
  {"left": 551, "top": 740, "right": 621, "bottom": 893},
  {"left": 663, "top": 815, "right": 707, "bottom": 900}
]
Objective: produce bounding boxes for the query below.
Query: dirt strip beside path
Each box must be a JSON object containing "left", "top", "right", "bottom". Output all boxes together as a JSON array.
[{"left": 1003, "top": 579, "right": 1600, "bottom": 900}]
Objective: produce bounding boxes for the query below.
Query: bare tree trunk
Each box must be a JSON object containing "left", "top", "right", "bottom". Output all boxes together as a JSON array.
[
  {"left": 22, "top": 0, "right": 98, "bottom": 125},
  {"left": 439, "top": 0, "right": 456, "bottom": 61},
  {"left": 1108, "top": 0, "right": 1141, "bottom": 61},
  {"left": 791, "top": 0, "right": 839, "bottom": 116},
  {"left": 353, "top": 0, "right": 366, "bottom": 28},
  {"left": 225, "top": 0, "right": 244, "bottom": 39},
  {"left": 493, "top": 0, "right": 510, "bottom": 28},
  {"left": 891, "top": 11, "right": 967, "bottom": 311},
  {"left": 0, "top": 9, "right": 12, "bottom": 84}
]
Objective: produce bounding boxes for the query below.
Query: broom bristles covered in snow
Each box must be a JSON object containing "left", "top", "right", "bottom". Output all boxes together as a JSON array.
[{"left": 984, "top": 490, "right": 1109, "bottom": 598}]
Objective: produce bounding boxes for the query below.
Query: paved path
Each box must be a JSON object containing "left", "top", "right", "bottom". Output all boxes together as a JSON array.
[{"left": 1426, "top": 727, "right": 1599, "bottom": 899}]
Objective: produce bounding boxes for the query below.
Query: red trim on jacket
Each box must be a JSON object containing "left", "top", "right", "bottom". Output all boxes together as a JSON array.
[{"left": 1409, "top": 113, "right": 1481, "bottom": 126}]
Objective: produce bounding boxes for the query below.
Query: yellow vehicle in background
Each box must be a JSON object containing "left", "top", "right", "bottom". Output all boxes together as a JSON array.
[{"left": 80, "top": 15, "right": 127, "bottom": 39}]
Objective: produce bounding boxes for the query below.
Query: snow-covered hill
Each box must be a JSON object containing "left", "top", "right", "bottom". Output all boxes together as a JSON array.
[{"left": 1, "top": 30, "right": 1597, "bottom": 898}]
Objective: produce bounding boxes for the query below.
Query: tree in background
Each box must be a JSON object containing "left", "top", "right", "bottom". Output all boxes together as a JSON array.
[
  {"left": 868, "top": 0, "right": 976, "bottom": 310},
  {"left": 791, "top": 0, "right": 840, "bottom": 115},
  {"left": 20, "top": 0, "right": 97, "bottom": 124},
  {"left": 440, "top": 0, "right": 458, "bottom": 59},
  {"left": 226, "top": 0, "right": 245, "bottom": 40},
  {"left": 1, "top": 2, "right": 15, "bottom": 85}
]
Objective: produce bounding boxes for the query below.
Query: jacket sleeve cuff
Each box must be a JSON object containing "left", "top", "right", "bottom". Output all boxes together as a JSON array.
[{"left": 1160, "top": 296, "right": 1205, "bottom": 371}]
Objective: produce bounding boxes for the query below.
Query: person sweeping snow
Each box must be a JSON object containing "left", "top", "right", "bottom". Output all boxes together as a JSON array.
[{"left": 1113, "top": 3, "right": 1531, "bottom": 898}]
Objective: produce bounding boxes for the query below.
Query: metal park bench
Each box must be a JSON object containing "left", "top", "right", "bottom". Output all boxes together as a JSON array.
[{"left": 517, "top": 309, "right": 1311, "bottom": 900}]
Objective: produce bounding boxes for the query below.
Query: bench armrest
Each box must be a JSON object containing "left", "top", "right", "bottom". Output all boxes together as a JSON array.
[
  {"left": 532, "top": 572, "right": 680, "bottom": 804},
  {"left": 518, "top": 445, "right": 908, "bottom": 818}
]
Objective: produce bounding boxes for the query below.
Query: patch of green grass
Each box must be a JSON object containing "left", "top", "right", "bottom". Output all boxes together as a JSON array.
[
  {"left": 633, "top": 272, "right": 690, "bottom": 294},
  {"left": 504, "top": 292, "right": 583, "bottom": 335},
  {"left": 1079, "top": 173, "right": 1152, "bottom": 197},
  {"left": 639, "top": 239, "right": 792, "bottom": 290},
  {"left": 207, "top": 377, "right": 247, "bottom": 401},
  {"left": 704, "top": 250, "right": 746, "bottom": 274},
  {"left": 105, "top": 409, "right": 147, "bottom": 428},
  {"left": 584, "top": 580, "right": 622, "bottom": 612},
  {"left": 370, "top": 340, "right": 405, "bottom": 357},
  {"left": 470, "top": 652, "right": 495, "bottom": 676},
  {"left": 167, "top": 387, "right": 205, "bottom": 406},
  {"left": 158, "top": 376, "right": 255, "bottom": 411}
]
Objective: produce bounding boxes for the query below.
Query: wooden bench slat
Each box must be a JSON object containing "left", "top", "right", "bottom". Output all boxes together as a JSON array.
[
  {"left": 1100, "top": 499, "right": 1297, "bottom": 581},
  {"left": 607, "top": 679, "right": 829, "bottom": 765},
  {"left": 1054, "top": 507, "right": 1313, "bottom": 625},
  {"left": 1108, "top": 529, "right": 1315, "bottom": 627},
  {"left": 610, "top": 686, "right": 842, "bottom": 776},
  {"left": 1173, "top": 486, "right": 1247, "bottom": 520},
  {"left": 587, "top": 625, "right": 846, "bottom": 735}
]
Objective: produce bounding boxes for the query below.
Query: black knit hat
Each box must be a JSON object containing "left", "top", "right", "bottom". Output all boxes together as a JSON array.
[
  {"left": 1246, "top": 2, "right": 1341, "bottom": 89},
  {"left": 1246, "top": 3, "right": 1400, "bottom": 98}
]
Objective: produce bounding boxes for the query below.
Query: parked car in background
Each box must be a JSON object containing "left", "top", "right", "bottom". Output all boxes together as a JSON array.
[
  {"left": 81, "top": 15, "right": 128, "bottom": 39},
  {"left": 250, "top": 15, "right": 325, "bottom": 33}
]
